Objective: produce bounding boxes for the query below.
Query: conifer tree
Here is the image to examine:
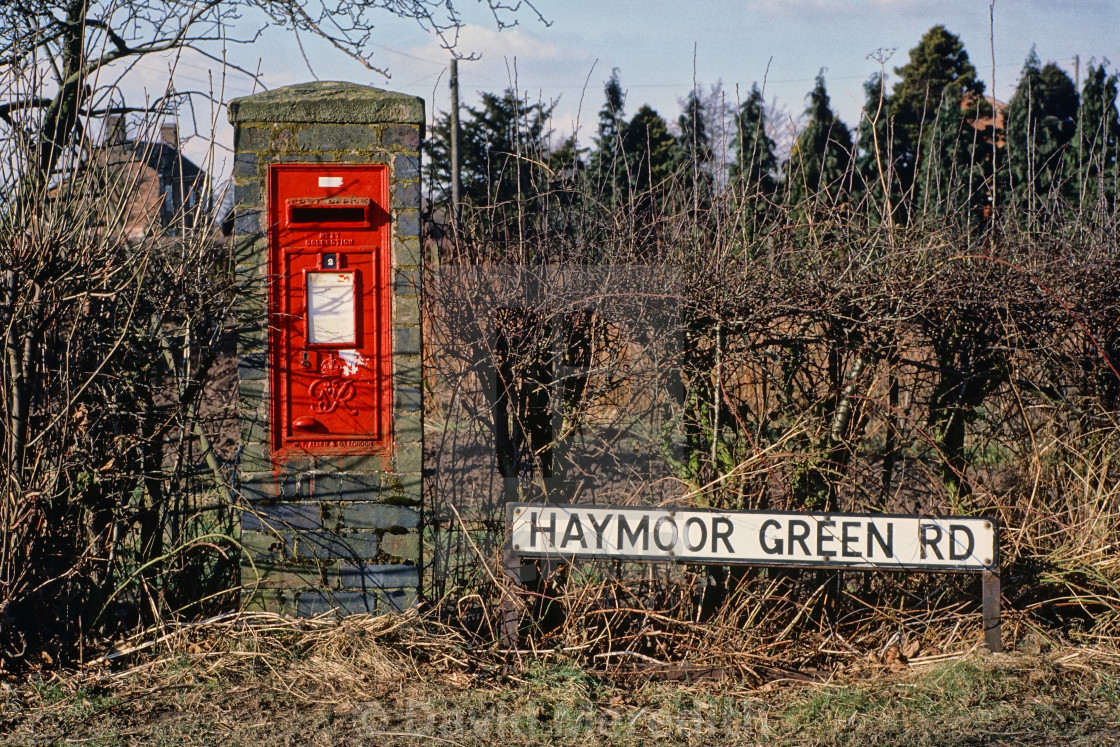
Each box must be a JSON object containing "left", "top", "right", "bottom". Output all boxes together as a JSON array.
[
  {"left": 786, "top": 72, "right": 854, "bottom": 207},
  {"left": 1005, "top": 52, "right": 1079, "bottom": 214},
  {"left": 677, "top": 88, "right": 715, "bottom": 205},
  {"left": 1066, "top": 64, "right": 1120, "bottom": 209},
  {"left": 914, "top": 85, "right": 975, "bottom": 222},
  {"left": 731, "top": 84, "right": 778, "bottom": 194},
  {"left": 730, "top": 84, "right": 778, "bottom": 234},
  {"left": 426, "top": 88, "right": 555, "bottom": 240},
  {"left": 890, "top": 26, "right": 985, "bottom": 201},
  {"left": 588, "top": 69, "right": 627, "bottom": 202},
  {"left": 619, "top": 105, "right": 679, "bottom": 199},
  {"left": 427, "top": 89, "right": 553, "bottom": 203}
]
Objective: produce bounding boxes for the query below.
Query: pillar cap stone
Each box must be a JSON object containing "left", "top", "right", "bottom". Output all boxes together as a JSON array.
[{"left": 228, "top": 81, "right": 424, "bottom": 125}]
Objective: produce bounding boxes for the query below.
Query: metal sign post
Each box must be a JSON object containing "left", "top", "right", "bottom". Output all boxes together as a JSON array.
[{"left": 505, "top": 503, "right": 1002, "bottom": 653}]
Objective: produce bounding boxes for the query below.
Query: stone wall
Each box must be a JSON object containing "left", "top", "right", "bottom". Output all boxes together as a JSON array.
[{"left": 228, "top": 81, "right": 423, "bottom": 615}]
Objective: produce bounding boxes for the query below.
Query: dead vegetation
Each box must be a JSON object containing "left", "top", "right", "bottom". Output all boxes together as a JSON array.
[
  {"left": 422, "top": 148, "right": 1120, "bottom": 678},
  {"left": 2, "top": 609, "right": 1119, "bottom": 746}
]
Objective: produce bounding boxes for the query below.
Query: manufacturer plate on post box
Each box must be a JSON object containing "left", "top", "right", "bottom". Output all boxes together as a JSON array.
[{"left": 268, "top": 164, "right": 392, "bottom": 455}]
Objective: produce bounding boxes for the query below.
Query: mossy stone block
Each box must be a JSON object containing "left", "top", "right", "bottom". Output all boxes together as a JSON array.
[
  {"left": 296, "top": 123, "right": 380, "bottom": 152},
  {"left": 229, "top": 81, "right": 423, "bottom": 125}
]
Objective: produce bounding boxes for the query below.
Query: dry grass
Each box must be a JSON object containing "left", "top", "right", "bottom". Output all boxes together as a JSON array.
[
  {"left": 87, "top": 609, "right": 469, "bottom": 699},
  {"left": 2, "top": 609, "right": 1119, "bottom": 746}
]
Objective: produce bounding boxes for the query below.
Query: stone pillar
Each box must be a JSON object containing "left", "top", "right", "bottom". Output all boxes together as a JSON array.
[{"left": 228, "top": 82, "right": 423, "bottom": 615}]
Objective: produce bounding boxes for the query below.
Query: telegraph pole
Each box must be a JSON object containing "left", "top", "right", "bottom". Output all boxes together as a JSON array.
[{"left": 449, "top": 57, "right": 462, "bottom": 228}]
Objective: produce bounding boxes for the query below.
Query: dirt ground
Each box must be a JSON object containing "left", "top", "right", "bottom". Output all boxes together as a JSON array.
[{"left": 2, "top": 613, "right": 1118, "bottom": 746}]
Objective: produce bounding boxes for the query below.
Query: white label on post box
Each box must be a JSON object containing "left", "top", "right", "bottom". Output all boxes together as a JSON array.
[
  {"left": 306, "top": 272, "right": 356, "bottom": 345},
  {"left": 318, "top": 176, "right": 343, "bottom": 187}
]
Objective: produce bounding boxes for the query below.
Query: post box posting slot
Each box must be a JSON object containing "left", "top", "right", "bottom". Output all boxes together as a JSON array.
[
  {"left": 287, "top": 196, "right": 371, "bottom": 226},
  {"left": 268, "top": 165, "right": 392, "bottom": 455}
]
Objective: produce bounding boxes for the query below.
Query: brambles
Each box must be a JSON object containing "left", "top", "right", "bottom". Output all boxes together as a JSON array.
[{"left": 423, "top": 57, "right": 1120, "bottom": 659}]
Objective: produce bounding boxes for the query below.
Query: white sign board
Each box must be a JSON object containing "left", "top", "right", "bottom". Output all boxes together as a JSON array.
[
  {"left": 507, "top": 504, "right": 997, "bottom": 571},
  {"left": 306, "top": 271, "right": 357, "bottom": 345}
]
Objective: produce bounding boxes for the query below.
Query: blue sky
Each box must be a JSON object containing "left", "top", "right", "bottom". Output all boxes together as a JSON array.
[{"left": 127, "top": 0, "right": 1120, "bottom": 178}]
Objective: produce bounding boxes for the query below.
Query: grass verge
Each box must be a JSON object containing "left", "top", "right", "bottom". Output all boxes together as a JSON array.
[{"left": 2, "top": 612, "right": 1119, "bottom": 746}]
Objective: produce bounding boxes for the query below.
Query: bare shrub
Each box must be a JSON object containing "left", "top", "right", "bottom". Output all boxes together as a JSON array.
[
  {"left": 423, "top": 86, "right": 1120, "bottom": 659},
  {"left": 0, "top": 63, "right": 238, "bottom": 668}
]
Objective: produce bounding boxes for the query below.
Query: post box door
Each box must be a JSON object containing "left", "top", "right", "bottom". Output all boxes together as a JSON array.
[{"left": 268, "top": 164, "right": 392, "bottom": 456}]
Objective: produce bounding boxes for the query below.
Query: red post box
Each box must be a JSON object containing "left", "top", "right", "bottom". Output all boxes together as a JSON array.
[{"left": 268, "top": 164, "right": 392, "bottom": 456}]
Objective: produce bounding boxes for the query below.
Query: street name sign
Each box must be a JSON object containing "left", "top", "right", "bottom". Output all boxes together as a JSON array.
[
  {"left": 505, "top": 503, "right": 1002, "bottom": 653},
  {"left": 507, "top": 503, "right": 997, "bottom": 572}
]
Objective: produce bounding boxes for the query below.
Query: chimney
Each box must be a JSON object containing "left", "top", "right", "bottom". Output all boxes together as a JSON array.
[
  {"left": 160, "top": 122, "right": 179, "bottom": 148},
  {"left": 105, "top": 115, "right": 127, "bottom": 145}
]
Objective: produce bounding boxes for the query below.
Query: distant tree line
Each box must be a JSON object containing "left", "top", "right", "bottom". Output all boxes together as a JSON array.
[{"left": 426, "top": 25, "right": 1120, "bottom": 238}]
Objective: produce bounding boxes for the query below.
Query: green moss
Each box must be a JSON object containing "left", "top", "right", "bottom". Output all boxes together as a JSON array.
[{"left": 228, "top": 81, "right": 423, "bottom": 125}]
